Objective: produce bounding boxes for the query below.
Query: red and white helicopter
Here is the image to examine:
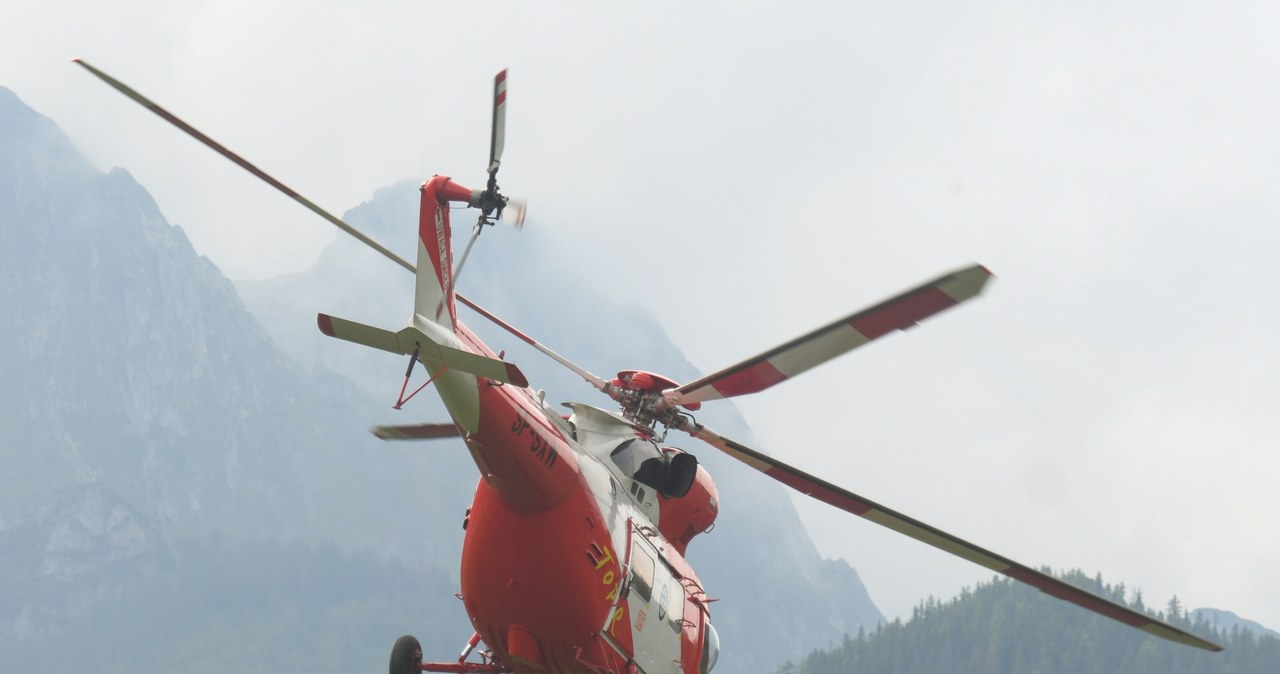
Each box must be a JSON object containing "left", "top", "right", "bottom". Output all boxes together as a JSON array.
[{"left": 76, "top": 61, "right": 1222, "bottom": 674}]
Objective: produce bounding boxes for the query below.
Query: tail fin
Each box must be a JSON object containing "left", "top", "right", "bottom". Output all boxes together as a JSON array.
[{"left": 416, "top": 175, "right": 482, "bottom": 331}]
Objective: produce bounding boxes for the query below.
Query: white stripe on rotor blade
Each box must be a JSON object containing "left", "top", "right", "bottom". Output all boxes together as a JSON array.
[
  {"left": 768, "top": 324, "right": 872, "bottom": 378},
  {"left": 861, "top": 509, "right": 1008, "bottom": 573}
]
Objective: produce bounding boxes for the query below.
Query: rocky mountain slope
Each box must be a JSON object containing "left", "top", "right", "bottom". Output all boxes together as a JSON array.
[{"left": 0, "top": 85, "right": 880, "bottom": 673}]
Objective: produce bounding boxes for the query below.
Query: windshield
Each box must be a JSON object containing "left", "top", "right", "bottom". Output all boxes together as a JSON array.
[
  {"left": 609, "top": 439, "right": 662, "bottom": 482},
  {"left": 610, "top": 439, "right": 699, "bottom": 499}
]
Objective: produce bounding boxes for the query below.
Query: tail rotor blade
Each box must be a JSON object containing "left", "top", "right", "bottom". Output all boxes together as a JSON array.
[
  {"left": 502, "top": 197, "right": 527, "bottom": 229},
  {"left": 488, "top": 69, "right": 507, "bottom": 176},
  {"left": 476, "top": 68, "right": 513, "bottom": 223}
]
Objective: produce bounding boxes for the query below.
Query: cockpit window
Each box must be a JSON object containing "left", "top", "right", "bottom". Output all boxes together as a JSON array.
[
  {"left": 610, "top": 439, "right": 699, "bottom": 499},
  {"left": 610, "top": 439, "right": 663, "bottom": 484}
]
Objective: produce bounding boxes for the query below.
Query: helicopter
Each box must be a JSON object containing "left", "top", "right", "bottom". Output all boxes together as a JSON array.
[{"left": 75, "top": 60, "right": 1223, "bottom": 674}]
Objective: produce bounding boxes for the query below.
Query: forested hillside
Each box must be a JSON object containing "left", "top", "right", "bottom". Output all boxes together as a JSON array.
[{"left": 781, "top": 570, "right": 1279, "bottom": 674}]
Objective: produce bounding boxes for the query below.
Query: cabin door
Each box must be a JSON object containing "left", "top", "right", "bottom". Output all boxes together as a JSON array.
[{"left": 625, "top": 527, "right": 683, "bottom": 674}]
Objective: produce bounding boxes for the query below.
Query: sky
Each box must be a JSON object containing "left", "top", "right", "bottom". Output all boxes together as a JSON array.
[{"left": 6, "top": 0, "right": 1279, "bottom": 637}]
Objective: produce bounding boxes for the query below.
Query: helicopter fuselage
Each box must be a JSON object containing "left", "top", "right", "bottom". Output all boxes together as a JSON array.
[
  {"left": 448, "top": 322, "right": 717, "bottom": 674},
  {"left": 412, "top": 178, "right": 718, "bottom": 674}
]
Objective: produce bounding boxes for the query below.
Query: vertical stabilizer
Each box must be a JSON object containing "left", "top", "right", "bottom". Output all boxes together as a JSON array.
[{"left": 416, "top": 175, "right": 479, "bottom": 331}]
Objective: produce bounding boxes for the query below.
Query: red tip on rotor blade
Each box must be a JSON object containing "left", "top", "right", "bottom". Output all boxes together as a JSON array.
[{"left": 317, "top": 313, "right": 335, "bottom": 337}]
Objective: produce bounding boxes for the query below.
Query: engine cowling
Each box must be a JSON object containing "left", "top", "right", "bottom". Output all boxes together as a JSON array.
[{"left": 657, "top": 457, "right": 719, "bottom": 555}]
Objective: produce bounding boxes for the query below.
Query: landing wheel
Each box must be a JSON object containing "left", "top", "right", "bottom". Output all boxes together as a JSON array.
[{"left": 390, "top": 635, "right": 423, "bottom": 674}]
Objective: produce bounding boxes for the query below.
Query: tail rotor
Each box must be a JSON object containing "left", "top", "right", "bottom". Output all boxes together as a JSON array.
[{"left": 455, "top": 68, "right": 526, "bottom": 280}]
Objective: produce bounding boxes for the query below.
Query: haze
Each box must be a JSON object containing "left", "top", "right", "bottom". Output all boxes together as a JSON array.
[{"left": 5, "top": 1, "right": 1277, "bottom": 632}]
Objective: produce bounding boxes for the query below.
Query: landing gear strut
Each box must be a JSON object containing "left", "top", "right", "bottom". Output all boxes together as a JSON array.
[{"left": 402, "top": 632, "right": 510, "bottom": 673}]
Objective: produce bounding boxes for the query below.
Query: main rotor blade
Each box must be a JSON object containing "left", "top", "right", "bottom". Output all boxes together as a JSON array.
[
  {"left": 76, "top": 59, "right": 607, "bottom": 395},
  {"left": 73, "top": 58, "right": 414, "bottom": 275},
  {"left": 455, "top": 294, "right": 610, "bottom": 391},
  {"left": 488, "top": 69, "right": 507, "bottom": 175},
  {"left": 76, "top": 59, "right": 614, "bottom": 399},
  {"left": 666, "top": 265, "right": 992, "bottom": 407},
  {"left": 671, "top": 416, "right": 1223, "bottom": 652}
]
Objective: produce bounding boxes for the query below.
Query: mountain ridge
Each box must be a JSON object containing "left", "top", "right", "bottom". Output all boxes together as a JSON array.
[
  {"left": 780, "top": 570, "right": 1279, "bottom": 674},
  {"left": 2, "top": 85, "right": 880, "bottom": 673}
]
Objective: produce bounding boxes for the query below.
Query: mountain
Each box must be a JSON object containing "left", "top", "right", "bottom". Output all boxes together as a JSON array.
[
  {"left": 0, "top": 86, "right": 470, "bottom": 556},
  {"left": 779, "top": 570, "right": 1280, "bottom": 674},
  {"left": 0, "top": 85, "right": 881, "bottom": 673},
  {"left": 1192, "top": 608, "right": 1280, "bottom": 640},
  {"left": 0, "top": 85, "right": 474, "bottom": 671}
]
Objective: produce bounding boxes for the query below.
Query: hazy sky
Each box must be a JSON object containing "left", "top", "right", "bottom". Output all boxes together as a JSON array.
[{"left": 7, "top": 1, "right": 1279, "bottom": 636}]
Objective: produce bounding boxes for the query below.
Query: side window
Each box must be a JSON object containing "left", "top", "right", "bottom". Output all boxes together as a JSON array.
[
  {"left": 664, "top": 581, "right": 684, "bottom": 630},
  {"left": 657, "top": 581, "right": 685, "bottom": 631},
  {"left": 630, "top": 542, "right": 654, "bottom": 603}
]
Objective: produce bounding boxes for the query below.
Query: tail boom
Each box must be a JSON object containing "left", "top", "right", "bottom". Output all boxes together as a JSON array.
[{"left": 417, "top": 175, "right": 483, "bottom": 330}]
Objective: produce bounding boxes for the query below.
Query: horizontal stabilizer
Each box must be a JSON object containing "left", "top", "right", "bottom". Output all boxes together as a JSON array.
[
  {"left": 317, "top": 313, "right": 403, "bottom": 354},
  {"left": 317, "top": 313, "right": 528, "bottom": 387},
  {"left": 372, "top": 423, "right": 462, "bottom": 441},
  {"left": 396, "top": 327, "right": 530, "bottom": 387}
]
